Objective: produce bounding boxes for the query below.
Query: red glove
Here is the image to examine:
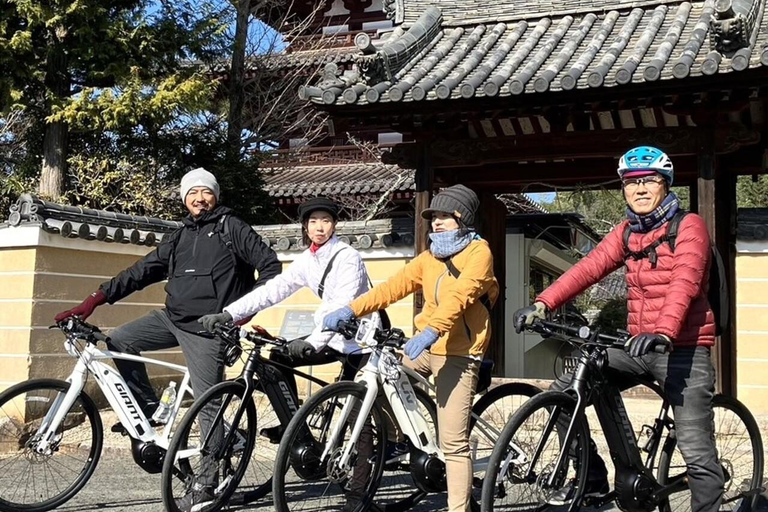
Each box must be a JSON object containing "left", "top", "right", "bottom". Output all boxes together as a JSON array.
[{"left": 55, "top": 290, "right": 107, "bottom": 323}]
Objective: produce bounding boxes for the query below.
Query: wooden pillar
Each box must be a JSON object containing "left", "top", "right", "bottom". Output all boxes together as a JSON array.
[
  {"left": 413, "top": 144, "right": 433, "bottom": 317},
  {"left": 480, "top": 193, "right": 507, "bottom": 376},
  {"left": 697, "top": 130, "right": 736, "bottom": 395}
]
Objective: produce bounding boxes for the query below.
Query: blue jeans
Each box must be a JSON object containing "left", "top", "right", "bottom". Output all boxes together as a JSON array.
[{"left": 551, "top": 346, "right": 723, "bottom": 512}]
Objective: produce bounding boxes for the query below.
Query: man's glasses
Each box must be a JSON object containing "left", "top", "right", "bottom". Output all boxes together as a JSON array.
[{"left": 622, "top": 176, "right": 665, "bottom": 191}]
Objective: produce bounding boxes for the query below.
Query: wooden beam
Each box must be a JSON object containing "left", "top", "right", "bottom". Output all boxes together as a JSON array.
[
  {"left": 383, "top": 126, "right": 760, "bottom": 169},
  {"left": 479, "top": 193, "right": 507, "bottom": 376},
  {"left": 697, "top": 129, "right": 735, "bottom": 396},
  {"left": 413, "top": 144, "right": 433, "bottom": 317}
]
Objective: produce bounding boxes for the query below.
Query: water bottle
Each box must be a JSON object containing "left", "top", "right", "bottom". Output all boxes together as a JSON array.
[{"left": 151, "top": 381, "right": 177, "bottom": 424}]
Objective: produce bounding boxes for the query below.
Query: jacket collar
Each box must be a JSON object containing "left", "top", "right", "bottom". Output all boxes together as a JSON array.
[
  {"left": 182, "top": 205, "right": 232, "bottom": 228},
  {"left": 310, "top": 234, "right": 340, "bottom": 260}
]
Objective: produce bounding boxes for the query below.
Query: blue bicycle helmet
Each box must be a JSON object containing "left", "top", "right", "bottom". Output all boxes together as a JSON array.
[{"left": 618, "top": 146, "right": 674, "bottom": 185}]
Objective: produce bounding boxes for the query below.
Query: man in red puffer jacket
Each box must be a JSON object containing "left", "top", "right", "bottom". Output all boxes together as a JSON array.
[{"left": 514, "top": 146, "right": 722, "bottom": 512}]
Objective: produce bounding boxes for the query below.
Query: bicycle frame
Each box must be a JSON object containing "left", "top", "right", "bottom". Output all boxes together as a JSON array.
[
  {"left": 183, "top": 344, "right": 333, "bottom": 465},
  {"left": 33, "top": 338, "right": 193, "bottom": 455},
  {"left": 544, "top": 347, "right": 684, "bottom": 509}
]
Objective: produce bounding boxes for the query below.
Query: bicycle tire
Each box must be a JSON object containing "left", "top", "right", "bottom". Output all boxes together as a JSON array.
[
  {"left": 162, "top": 380, "right": 257, "bottom": 512},
  {"left": 469, "top": 382, "right": 542, "bottom": 512},
  {"left": 0, "top": 378, "right": 103, "bottom": 512},
  {"left": 374, "top": 385, "right": 436, "bottom": 512},
  {"left": 657, "top": 394, "right": 764, "bottom": 512},
  {"left": 273, "top": 381, "right": 387, "bottom": 512},
  {"left": 481, "top": 391, "right": 590, "bottom": 512}
]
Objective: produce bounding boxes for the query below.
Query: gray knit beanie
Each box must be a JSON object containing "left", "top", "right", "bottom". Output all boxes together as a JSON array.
[
  {"left": 180, "top": 168, "right": 220, "bottom": 201},
  {"left": 420, "top": 184, "right": 479, "bottom": 228}
]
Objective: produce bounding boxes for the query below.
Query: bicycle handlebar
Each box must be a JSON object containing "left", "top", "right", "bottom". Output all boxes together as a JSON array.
[
  {"left": 55, "top": 316, "right": 110, "bottom": 344},
  {"left": 208, "top": 322, "right": 287, "bottom": 349},
  {"left": 528, "top": 320, "right": 669, "bottom": 354},
  {"left": 335, "top": 318, "right": 408, "bottom": 348}
]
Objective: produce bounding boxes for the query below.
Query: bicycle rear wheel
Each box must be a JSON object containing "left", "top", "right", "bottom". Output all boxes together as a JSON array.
[
  {"left": 481, "top": 391, "right": 589, "bottom": 512},
  {"left": 657, "top": 394, "right": 764, "bottom": 512},
  {"left": 162, "top": 381, "right": 257, "bottom": 512},
  {"left": 0, "top": 378, "right": 103, "bottom": 512},
  {"left": 273, "top": 381, "right": 387, "bottom": 512}
]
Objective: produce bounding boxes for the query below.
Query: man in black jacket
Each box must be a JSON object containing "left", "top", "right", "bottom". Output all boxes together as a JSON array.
[{"left": 55, "top": 167, "right": 280, "bottom": 427}]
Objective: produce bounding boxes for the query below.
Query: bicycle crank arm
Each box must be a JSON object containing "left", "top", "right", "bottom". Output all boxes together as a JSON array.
[
  {"left": 652, "top": 474, "right": 688, "bottom": 502},
  {"left": 722, "top": 486, "right": 765, "bottom": 504},
  {"left": 582, "top": 490, "right": 616, "bottom": 508}
]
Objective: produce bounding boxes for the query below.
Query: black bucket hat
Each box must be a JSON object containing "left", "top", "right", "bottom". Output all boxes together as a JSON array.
[
  {"left": 298, "top": 197, "right": 340, "bottom": 223},
  {"left": 420, "top": 185, "right": 479, "bottom": 228}
]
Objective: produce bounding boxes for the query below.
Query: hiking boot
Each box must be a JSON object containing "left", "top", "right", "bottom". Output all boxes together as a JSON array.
[
  {"left": 547, "top": 477, "right": 610, "bottom": 506},
  {"left": 174, "top": 484, "right": 215, "bottom": 512}
]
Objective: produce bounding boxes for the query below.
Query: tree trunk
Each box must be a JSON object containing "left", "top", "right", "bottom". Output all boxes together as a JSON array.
[
  {"left": 39, "top": 42, "right": 69, "bottom": 200},
  {"left": 226, "top": 0, "right": 250, "bottom": 161}
]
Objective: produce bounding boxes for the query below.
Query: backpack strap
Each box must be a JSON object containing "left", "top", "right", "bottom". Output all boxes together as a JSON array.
[
  {"left": 318, "top": 247, "right": 348, "bottom": 299},
  {"left": 665, "top": 210, "right": 688, "bottom": 252},
  {"left": 622, "top": 211, "right": 688, "bottom": 268},
  {"left": 444, "top": 258, "right": 493, "bottom": 311}
]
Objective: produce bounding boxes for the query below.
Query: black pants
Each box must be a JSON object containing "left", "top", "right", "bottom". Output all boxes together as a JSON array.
[
  {"left": 552, "top": 346, "right": 723, "bottom": 512},
  {"left": 269, "top": 347, "right": 367, "bottom": 399}
]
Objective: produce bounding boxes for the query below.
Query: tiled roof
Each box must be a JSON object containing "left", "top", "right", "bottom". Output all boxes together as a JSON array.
[
  {"left": 590, "top": 268, "right": 628, "bottom": 302},
  {"left": 308, "top": 0, "right": 768, "bottom": 105},
  {"left": 252, "top": 218, "right": 416, "bottom": 252},
  {"left": 263, "top": 162, "right": 416, "bottom": 198},
  {"left": 5, "top": 194, "right": 180, "bottom": 246}
]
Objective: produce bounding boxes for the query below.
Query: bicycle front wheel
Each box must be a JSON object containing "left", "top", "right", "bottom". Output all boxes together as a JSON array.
[
  {"left": 273, "top": 381, "right": 387, "bottom": 512},
  {"left": 162, "top": 380, "right": 257, "bottom": 512},
  {"left": 0, "top": 378, "right": 103, "bottom": 512},
  {"left": 481, "top": 391, "right": 589, "bottom": 512},
  {"left": 657, "top": 394, "right": 764, "bottom": 512},
  {"left": 470, "top": 382, "right": 541, "bottom": 510}
]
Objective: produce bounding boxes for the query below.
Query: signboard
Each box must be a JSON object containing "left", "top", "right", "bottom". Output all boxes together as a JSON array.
[{"left": 279, "top": 310, "right": 316, "bottom": 340}]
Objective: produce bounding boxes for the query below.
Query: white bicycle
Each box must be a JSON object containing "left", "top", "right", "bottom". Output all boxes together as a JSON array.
[
  {"left": 272, "top": 318, "right": 538, "bottom": 512},
  {"left": 0, "top": 316, "right": 194, "bottom": 512}
]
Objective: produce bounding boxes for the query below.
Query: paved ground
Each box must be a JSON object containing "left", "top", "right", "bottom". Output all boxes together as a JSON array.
[
  {"left": 52, "top": 450, "right": 768, "bottom": 512},
  {"left": 5, "top": 394, "right": 768, "bottom": 511}
]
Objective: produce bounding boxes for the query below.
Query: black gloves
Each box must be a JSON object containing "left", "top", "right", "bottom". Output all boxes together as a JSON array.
[
  {"left": 513, "top": 302, "right": 547, "bottom": 333},
  {"left": 198, "top": 311, "right": 233, "bottom": 333},
  {"left": 286, "top": 339, "right": 315, "bottom": 359},
  {"left": 624, "top": 333, "right": 671, "bottom": 358}
]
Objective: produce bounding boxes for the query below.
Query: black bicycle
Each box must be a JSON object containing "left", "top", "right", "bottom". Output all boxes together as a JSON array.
[
  {"left": 160, "top": 323, "right": 341, "bottom": 512},
  {"left": 481, "top": 320, "right": 764, "bottom": 512}
]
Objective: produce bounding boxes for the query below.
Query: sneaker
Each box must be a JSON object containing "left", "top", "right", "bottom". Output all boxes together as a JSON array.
[
  {"left": 260, "top": 425, "right": 284, "bottom": 444},
  {"left": 384, "top": 440, "right": 411, "bottom": 462},
  {"left": 174, "top": 484, "right": 215, "bottom": 512},
  {"left": 547, "top": 477, "right": 610, "bottom": 506}
]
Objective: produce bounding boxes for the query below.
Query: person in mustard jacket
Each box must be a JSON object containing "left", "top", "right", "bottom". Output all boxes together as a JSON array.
[{"left": 323, "top": 184, "right": 499, "bottom": 512}]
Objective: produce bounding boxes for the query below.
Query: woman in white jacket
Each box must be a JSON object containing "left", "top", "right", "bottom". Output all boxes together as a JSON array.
[{"left": 199, "top": 197, "right": 378, "bottom": 422}]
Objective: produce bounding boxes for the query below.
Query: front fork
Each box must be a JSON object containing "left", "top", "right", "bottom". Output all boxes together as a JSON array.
[
  {"left": 33, "top": 359, "right": 89, "bottom": 455},
  {"left": 321, "top": 370, "right": 380, "bottom": 471}
]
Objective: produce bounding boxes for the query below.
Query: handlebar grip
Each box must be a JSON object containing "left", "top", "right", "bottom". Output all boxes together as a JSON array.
[
  {"left": 653, "top": 343, "right": 670, "bottom": 354},
  {"left": 92, "top": 331, "right": 110, "bottom": 344}
]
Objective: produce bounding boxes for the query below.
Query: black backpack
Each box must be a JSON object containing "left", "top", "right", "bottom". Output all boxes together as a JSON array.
[{"left": 622, "top": 210, "right": 728, "bottom": 335}]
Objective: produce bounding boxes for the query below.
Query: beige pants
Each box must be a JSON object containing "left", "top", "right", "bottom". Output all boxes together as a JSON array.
[{"left": 404, "top": 352, "right": 480, "bottom": 512}]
